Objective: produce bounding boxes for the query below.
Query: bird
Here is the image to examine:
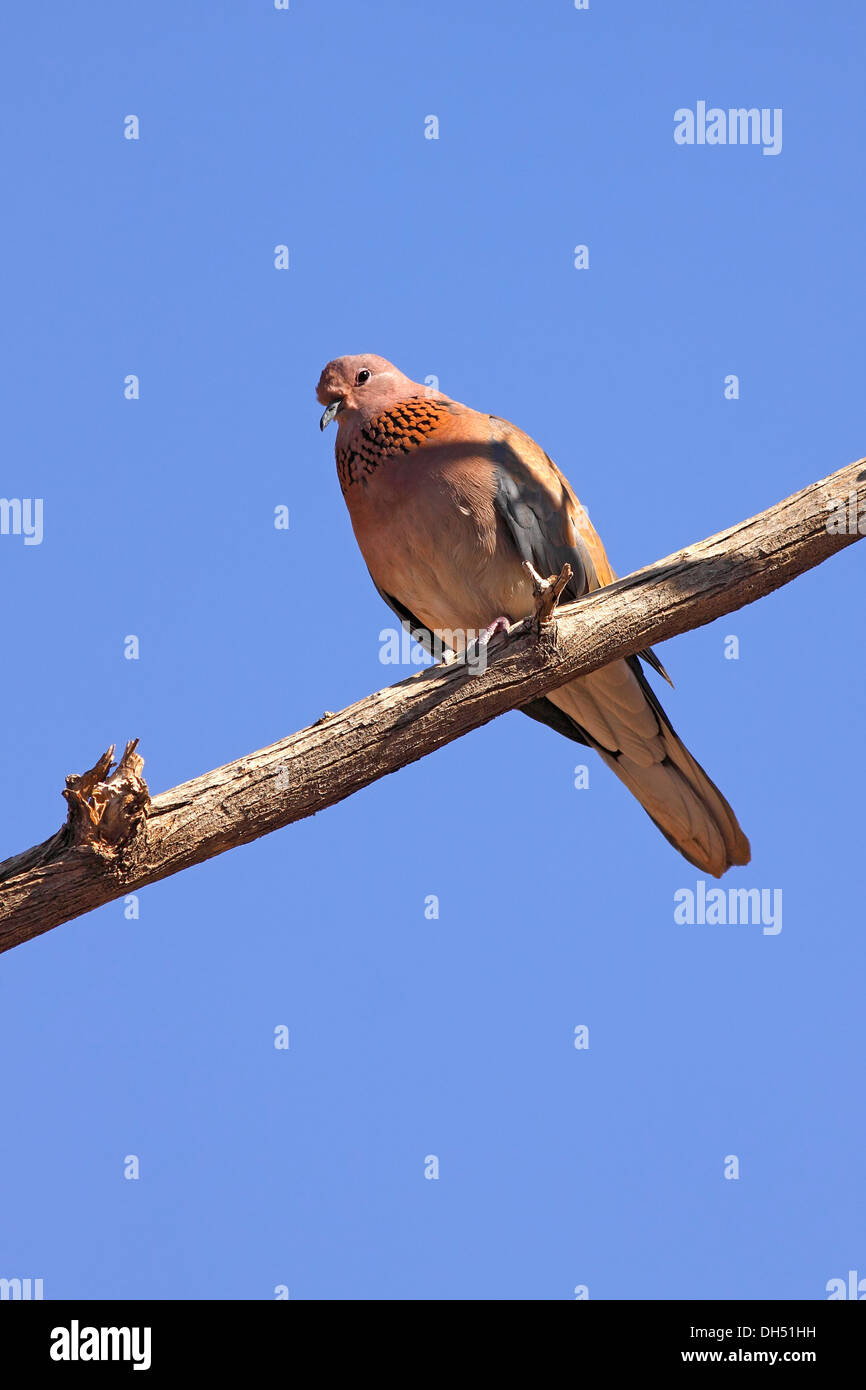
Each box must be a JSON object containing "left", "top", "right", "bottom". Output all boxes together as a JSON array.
[{"left": 317, "top": 353, "right": 750, "bottom": 877}]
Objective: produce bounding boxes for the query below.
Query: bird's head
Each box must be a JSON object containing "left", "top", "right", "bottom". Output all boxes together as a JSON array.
[{"left": 316, "top": 354, "right": 418, "bottom": 432}]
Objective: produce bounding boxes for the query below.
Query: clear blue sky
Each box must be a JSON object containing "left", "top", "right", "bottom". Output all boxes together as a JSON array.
[{"left": 0, "top": 1, "right": 863, "bottom": 1300}]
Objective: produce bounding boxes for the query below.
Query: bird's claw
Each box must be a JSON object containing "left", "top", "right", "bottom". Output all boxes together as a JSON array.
[{"left": 464, "top": 615, "right": 511, "bottom": 668}]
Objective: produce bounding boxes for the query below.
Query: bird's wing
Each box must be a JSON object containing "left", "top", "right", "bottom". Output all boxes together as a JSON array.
[
  {"left": 372, "top": 579, "right": 438, "bottom": 659},
  {"left": 488, "top": 416, "right": 672, "bottom": 684},
  {"left": 485, "top": 416, "right": 748, "bottom": 876}
]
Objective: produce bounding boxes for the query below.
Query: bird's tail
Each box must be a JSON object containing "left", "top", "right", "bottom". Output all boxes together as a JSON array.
[{"left": 536, "top": 657, "right": 750, "bottom": 877}]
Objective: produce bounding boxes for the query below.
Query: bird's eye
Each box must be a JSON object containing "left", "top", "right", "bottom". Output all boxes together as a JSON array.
[{"left": 355, "top": 369, "right": 371, "bottom": 385}]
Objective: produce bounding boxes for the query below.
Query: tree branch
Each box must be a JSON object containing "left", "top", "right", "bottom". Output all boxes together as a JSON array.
[{"left": 1, "top": 456, "right": 863, "bottom": 954}]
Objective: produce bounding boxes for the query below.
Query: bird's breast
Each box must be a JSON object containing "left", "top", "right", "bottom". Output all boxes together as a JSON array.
[{"left": 340, "top": 424, "right": 534, "bottom": 638}]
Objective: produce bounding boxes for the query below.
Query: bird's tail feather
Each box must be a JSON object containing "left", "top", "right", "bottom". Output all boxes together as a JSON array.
[{"left": 541, "top": 658, "right": 750, "bottom": 878}]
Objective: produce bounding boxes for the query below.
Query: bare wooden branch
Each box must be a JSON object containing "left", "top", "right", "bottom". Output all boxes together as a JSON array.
[
  {"left": 523, "top": 561, "right": 574, "bottom": 621},
  {"left": 1, "top": 456, "right": 863, "bottom": 954}
]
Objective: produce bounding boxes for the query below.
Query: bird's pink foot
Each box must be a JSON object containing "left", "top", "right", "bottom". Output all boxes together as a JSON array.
[
  {"left": 477, "top": 615, "right": 511, "bottom": 646},
  {"left": 465, "top": 615, "right": 511, "bottom": 667}
]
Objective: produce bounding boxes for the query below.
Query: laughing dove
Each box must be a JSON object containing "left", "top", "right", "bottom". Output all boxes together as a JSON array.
[{"left": 317, "top": 354, "right": 750, "bottom": 877}]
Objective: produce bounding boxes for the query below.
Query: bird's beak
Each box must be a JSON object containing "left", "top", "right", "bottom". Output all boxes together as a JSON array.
[{"left": 319, "top": 398, "right": 342, "bottom": 431}]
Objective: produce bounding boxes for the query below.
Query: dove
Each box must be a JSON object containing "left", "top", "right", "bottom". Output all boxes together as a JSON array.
[{"left": 317, "top": 354, "right": 750, "bottom": 877}]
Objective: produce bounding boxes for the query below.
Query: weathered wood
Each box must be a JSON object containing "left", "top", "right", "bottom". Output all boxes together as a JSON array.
[{"left": 1, "top": 456, "right": 863, "bottom": 954}]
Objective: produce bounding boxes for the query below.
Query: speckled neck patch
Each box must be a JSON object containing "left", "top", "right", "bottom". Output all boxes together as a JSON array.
[{"left": 336, "top": 396, "right": 451, "bottom": 493}]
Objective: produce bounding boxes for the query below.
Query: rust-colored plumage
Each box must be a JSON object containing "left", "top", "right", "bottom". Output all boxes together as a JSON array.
[
  {"left": 335, "top": 397, "right": 449, "bottom": 492},
  {"left": 317, "top": 354, "right": 750, "bottom": 877}
]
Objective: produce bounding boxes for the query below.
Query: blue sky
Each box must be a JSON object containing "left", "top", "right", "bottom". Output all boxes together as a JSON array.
[{"left": 0, "top": 0, "right": 863, "bottom": 1300}]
